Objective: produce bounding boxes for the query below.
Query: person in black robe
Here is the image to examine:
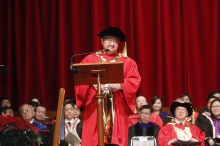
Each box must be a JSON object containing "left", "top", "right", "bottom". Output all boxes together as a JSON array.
[{"left": 128, "top": 105, "right": 160, "bottom": 146}]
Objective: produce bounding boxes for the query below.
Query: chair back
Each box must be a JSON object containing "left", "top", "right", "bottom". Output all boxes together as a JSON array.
[{"left": 131, "top": 136, "right": 157, "bottom": 146}]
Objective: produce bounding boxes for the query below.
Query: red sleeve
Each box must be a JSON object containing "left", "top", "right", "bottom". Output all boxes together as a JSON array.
[
  {"left": 150, "top": 113, "right": 163, "bottom": 128},
  {"left": 158, "top": 124, "right": 177, "bottom": 146},
  {"left": 190, "top": 125, "right": 205, "bottom": 146},
  {"left": 120, "top": 57, "right": 141, "bottom": 115}
]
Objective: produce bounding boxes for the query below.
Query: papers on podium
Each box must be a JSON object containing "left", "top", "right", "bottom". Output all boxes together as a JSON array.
[{"left": 65, "top": 129, "right": 81, "bottom": 145}]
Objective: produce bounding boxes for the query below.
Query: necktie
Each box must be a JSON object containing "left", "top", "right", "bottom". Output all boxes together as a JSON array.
[
  {"left": 179, "top": 122, "right": 183, "bottom": 125},
  {"left": 68, "top": 122, "right": 71, "bottom": 127}
]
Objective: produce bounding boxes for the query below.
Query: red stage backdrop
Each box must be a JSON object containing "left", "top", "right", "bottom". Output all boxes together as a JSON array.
[{"left": 0, "top": 0, "right": 220, "bottom": 111}]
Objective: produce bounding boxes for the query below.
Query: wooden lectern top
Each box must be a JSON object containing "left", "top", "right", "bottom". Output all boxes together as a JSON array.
[{"left": 72, "top": 62, "right": 124, "bottom": 85}]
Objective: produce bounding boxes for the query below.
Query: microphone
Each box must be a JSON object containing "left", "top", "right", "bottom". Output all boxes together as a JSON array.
[{"left": 70, "top": 49, "right": 110, "bottom": 74}]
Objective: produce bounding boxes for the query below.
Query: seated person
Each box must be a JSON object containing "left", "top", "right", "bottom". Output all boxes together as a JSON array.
[
  {"left": 19, "top": 104, "right": 35, "bottom": 123},
  {"left": 201, "top": 98, "right": 220, "bottom": 146},
  {"left": 128, "top": 95, "right": 163, "bottom": 128},
  {"left": 73, "top": 100, "right": 83, "bottom": 120},
  {"left": 181, "top": 93, "right": 198, "bottom": 124},
  {"left": 0, "top": 107, "right": 13, "bottom": 116},
  {"left": 64, "top": 100, "right": 82, "bottom": 146},
  {"left": 196, "top": 93, "right": 218, "bottom": 131},
  {"left": 0, "top": 97, "right": 11, "bottom": 108},
  {"left": 29, "top": 96, "right": 41, "bottom": 110},
  {"left": 158, "top": 102, "right": 205, "bottom": 146},
  {"left": 33, "top": 105, "right": 53, "bottom": 146},
  {"left": 150, "top": 96, "right": 174, "bottom": 125},
  {"left": 128, "top": 105, "right": 160, "bottom": 146}
]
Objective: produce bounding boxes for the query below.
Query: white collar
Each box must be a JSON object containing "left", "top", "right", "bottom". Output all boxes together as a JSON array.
[{"left": 65, "top": 118, "right": 74, "bottom": 124}]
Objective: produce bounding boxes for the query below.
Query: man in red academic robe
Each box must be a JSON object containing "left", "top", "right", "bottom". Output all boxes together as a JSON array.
[
  {"left": 158, "top": 102, "right": 205, "bottom": 146},
  {"left": 74, "top": 27, "right": 141, "bottom": 146}
]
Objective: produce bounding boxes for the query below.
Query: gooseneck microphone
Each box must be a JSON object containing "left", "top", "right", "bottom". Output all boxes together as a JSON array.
[{"left": 70, "top": 49, "right": 110, "bottom": 74}]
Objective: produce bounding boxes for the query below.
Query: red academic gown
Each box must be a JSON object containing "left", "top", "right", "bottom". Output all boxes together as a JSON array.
[
  {"left": 75, "top": 52, "right": 141, "bottom": 146},
  {"left": 158, "top": 122, "right": 205, "bottom": 146}
]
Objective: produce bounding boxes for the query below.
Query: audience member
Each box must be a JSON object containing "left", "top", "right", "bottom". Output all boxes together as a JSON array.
[
  {"left": 19, "top": 104, "right": 35, "bottom": 123},
  {"left": 0, "top": 97, "right": 11, "bottom": 108},
  {"left": 196, "top": 93, "right": 218, "bottom": 131},
  {"left": 0, "top": 107, "right": 13, "bottom": 116},
  {"left": 29, "top": 96, "right": 41, "bottom": 110},
  {"left": 181, "top": 93, "right": 198, "bottom": 124},
  {"left": 150, "top": 96, "right": 173, "bottom": 120},
  {"left": 201, "top": 98, "right": 220, "bottom": 146},
  {"left": 158, "top": 102, "right": 205, "bottom": 146},
  {"left": 64, "top": 100, "right": 82, "bottom": 146},
  {"left": 33, "top": 105, "right": 53, "bottom": 146},
  {"left": 128, "top": 105, "right": 160, "bottom": 146},
  {"left": 72, "top": 100, "right": 83, "bottom": 120},
  {"left": 128, "top": 95, "right": 163, "bottom": 128}
]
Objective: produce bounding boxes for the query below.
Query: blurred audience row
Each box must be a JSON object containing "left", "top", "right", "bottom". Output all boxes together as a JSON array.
[{"left": 1, "top": 90, "right": 220, "bottom": 146}]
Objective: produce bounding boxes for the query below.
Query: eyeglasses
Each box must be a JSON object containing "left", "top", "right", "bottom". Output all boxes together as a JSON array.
[
  {"left": 211, "top": 105, "right": 220, "bottom": 109},
  {"left": 1, "top": 101, "right": 10, "bottom": 105},
  {"left": 104, "top": 38, "right": 119, "bottom": 44},
  {"left": 20, "top": 109, "right": 32, "bottom": 114},
  {"left": 64, "top": 108, "right": 74, "bottom": 112},
  {"left": 35, "top": 110, "right": 46, "bottom": 115},
  {"left": 140, "top": 112, "right": 151, "bottom": 116}
]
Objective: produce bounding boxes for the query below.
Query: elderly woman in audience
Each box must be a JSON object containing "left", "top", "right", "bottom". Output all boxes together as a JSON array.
[
  {"left": 202, "top": 98, "right": 220, "bottom": 146},
  {"left": 0, "top": 107, "right": 13, "bottom": 116},
  {"left": 151, "top": 96, "right": 173, "bottom": 119},
  {"left": 158, "top": 101, "right": 205, "bottom": 146}
]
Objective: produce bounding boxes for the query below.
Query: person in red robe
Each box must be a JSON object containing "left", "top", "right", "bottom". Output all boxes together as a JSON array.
[
  {"left": 74, "top": 27, "right": 141, "bottom": 146},
  {"left": 128, "top": 95, "right": 163, "bottom": 128},
  {"left": 158, "top": 102, "right": 205, "bottom": 146}
]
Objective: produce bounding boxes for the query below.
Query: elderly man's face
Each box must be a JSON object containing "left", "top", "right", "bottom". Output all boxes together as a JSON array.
[
  {"left": 101, "top": 36, "right": 119, "bottom": 55},
  {"left": 174, "top": 106, "right": 188, "bottom": 121},
  {"left": 20, "top": 104, "right": 34, "bottom": 122}
]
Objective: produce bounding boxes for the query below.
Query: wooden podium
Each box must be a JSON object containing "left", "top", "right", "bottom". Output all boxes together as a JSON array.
[{"left": 72, "top": 62, "right": 124, "bottom": 146}]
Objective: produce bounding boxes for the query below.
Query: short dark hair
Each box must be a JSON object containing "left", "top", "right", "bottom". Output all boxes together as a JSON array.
[
  {"left": 29, "top": 96, "right": 41, "bottom": 105},
  {"left": 136, "top": 94, "right": 147, "bottom": 102},
  {"left": 63, "top": 100, "right": 75, "bottom": 108},
  {"left": 207, "top": 94, "right": 218, "bottom": 103},
  {"left": 0, "top": 97, "right": 9, "bottom": 103},
  {"left": 140, "top": 105, "right": 151, "bottom": 112},
  {"left": 34, "top": 104, "right": 46, "bottom": 112},
  {"left": 181, "top": 93, "right": 192, "bottom": 102},
  {"left": 210, "top": 98, "right": 220, "bottom": 117}
]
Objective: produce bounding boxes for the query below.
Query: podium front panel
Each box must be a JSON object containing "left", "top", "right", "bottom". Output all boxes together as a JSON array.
[{"left": 72, "top": 62, "right": 124, "bottom": 85}]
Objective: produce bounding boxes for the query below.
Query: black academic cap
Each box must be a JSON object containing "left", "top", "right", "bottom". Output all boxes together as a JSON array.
[
  {"left": 97, "top": 27, "right": 126, "bottom": 42},
  {"left": 170, "top": 102, "right": 193, "bottom": 117}
]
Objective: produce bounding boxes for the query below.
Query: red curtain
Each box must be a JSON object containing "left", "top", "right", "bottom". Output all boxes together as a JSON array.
[{"left": 0, "top": 0, "right": 220, "bottom": 111}]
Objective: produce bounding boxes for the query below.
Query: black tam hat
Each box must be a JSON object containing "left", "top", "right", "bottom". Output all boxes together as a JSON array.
[
  {"left": 170, "top": 102, "right": 193, "bottom": 117},
  {"left": 97, "top": 27, "right": 126, "bottom": 42}
]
